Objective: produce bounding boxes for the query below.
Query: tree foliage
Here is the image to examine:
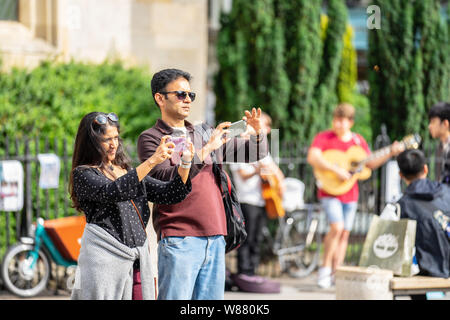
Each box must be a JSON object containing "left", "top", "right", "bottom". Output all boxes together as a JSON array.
[
  {"left": 368, "top": 0, "right": 449, "bottom": 142},
  {"left": 215, "top": 0, "right": 362, "bottom": 143},
  {"left": 0, "top": 60, "right": 156, "bottom": 146},
  {"left": 215, "top": 0, "right": 290, "bottom": 131},
  {"left": 278, "top": 0, "right": 323, "bottom": 141},
  {"left": 310, "top": 0, "right": 349, "bottom": 137}
]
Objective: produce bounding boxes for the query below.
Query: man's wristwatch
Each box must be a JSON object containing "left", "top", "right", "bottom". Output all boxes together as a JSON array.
[{"left": 180, "top": 159, "right": 192, "bottom": 169}]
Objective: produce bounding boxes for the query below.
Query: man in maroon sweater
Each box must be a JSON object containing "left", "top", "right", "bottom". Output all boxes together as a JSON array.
[{"left": 137, "top": 68, "right": 268, "bottom": 300}]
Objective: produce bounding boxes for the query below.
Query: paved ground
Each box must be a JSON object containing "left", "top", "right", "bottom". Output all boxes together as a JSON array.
[
  {"left": 224, "top": 272, "right": 336, "bottom": 300},
  {"left": 1, "top": 271, "right": 449, "bottom": 300},
  {"left": 0, "top": 272, "right": 334, "bottom": 300}
]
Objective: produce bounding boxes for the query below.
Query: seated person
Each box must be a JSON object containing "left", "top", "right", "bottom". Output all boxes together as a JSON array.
[{"left": 396, "top": 149, "right": 450, "bottom": 278}]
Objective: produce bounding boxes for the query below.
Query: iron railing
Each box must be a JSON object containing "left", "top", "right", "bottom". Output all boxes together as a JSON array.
[{"left": 0, "top": 131, "right": 440, "bottom": 271}]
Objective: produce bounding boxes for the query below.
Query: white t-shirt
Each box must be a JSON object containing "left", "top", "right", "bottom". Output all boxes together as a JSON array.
[
  {"left": 229, "top": 155, "right": 273, "bottom": 207},
  {"left": 171, "top": 126, "right": 187, "bottom": 137}
]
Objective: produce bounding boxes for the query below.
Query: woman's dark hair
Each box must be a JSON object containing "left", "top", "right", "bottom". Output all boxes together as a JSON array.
[
  {"left": 151, "top": 68, "right": 191, "bottom": 107},
  {"left": 69, "top": 112, "right": 131, "bottom": 212}
]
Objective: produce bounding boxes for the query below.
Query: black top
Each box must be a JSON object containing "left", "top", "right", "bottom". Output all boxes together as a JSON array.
[
  {"left": 72, "top": 166, "right": 192, "bottom": 248},
  {"left": 398, "top": 179, "right": 450, "bottom": 278},
  {"left": 435, "top": 138, "right": 450, "bottom": 184}
]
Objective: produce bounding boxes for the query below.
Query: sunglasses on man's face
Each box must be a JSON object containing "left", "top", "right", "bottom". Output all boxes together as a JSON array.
[
  {"left": 159, "top": 90, "right": 196, "bottom": 102},
  {"left": 93, "top": 113, "right": 119, "bottom": 125}
]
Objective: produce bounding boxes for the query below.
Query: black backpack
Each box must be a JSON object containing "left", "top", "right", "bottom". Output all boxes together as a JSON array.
[
  {"left": 197, "top": 123, "right": 247, "bottom": 253},
  {"left": 212, "top": 162, "right": 247, "bottom": 253}
]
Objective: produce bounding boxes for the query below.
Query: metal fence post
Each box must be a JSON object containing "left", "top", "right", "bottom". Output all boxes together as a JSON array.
[
  {"left": 373, "top": 124, "right": 391, "bottom": 214},
  {"left": 21, "top": 137, "right": 33, "bottom": 237}
]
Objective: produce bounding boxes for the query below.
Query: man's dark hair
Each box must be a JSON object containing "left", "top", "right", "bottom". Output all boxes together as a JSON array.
[
  {"left": 428, "top": 101, "right": 450, "bottom": 122},
  {"left": 151, "top": 69, "right": 191, "bottom": 107},
  {"left": 397, "top": 149, "right": 427, "bottom": 181}
]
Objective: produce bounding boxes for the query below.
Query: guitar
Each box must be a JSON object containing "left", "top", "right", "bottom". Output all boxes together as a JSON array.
[
  {"left": 313, "top": 134, "right": 421, "bottom": 196},
  {"left": 261, "top": 173, "right": 285, "bottom": 219}
]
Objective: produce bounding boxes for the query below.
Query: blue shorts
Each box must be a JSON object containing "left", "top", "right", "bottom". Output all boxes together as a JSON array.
[{"left": 320, "top": 197, "right": 358, "bottom": 231}]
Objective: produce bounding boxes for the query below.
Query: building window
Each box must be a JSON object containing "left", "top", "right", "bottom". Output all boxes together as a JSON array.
[{"left": 0, "top": 0, "right": 18, "bottom": 21}]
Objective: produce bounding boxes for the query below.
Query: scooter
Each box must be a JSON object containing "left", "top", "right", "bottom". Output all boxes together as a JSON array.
[{"left": 1, "top": 215, "right": 85, "bottom": 298}]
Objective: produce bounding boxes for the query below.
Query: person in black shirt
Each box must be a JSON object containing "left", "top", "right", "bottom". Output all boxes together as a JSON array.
[
  {"left": 428, "top": 102, "right": 450, "bottom": 184},
  {"left": 397, "top": 149, "right": 450, "bottom": 279},
  {"left": 69, "top": 112, "right": 193, "bottom": 300}
]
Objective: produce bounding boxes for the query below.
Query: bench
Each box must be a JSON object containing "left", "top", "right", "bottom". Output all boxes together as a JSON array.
[
  {"left": 390, "top": 276, "right": 450, "bottom": 298},
  {"left": 335, "top": 266, "right": 450, "bottom": 300}
]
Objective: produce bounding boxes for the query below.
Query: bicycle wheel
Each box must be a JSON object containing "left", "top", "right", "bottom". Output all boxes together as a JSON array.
[
  {"left": 277, "top": 210, "right": 321, "bottom": 278},
  {"left": 1, "top": 243, "right": 50, "bottom": 298}
]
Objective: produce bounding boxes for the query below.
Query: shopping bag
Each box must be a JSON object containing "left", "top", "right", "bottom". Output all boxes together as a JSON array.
[{"left": 359, "top": 214, "right": 417, "bottom": 276}]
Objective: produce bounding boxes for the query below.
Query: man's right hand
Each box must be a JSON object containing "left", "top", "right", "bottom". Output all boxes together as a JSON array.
[
  {"left": 207, "top": 122, "right": 231, "bottom": 151},
  {"left": 199, "top": 122, "right": 231, "bottom": 161},
  {"left": 333, "top": 166, "right": 352, "bottom": 181}
]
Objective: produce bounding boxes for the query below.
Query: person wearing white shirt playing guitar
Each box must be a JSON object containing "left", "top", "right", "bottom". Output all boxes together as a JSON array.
[{"left": 229, "top": 112, "right": 284, "bottom": 293}]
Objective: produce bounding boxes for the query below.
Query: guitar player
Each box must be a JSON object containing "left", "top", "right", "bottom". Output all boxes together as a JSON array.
[
  {"left": 307, "top": 103, "right": 405, "bottom": 289},
  {"left": 229, "top": 112, "right": 284, "bottom": 293}
]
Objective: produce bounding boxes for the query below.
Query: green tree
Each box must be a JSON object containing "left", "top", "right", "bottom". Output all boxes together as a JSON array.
[
  {"left": 215, "top": 0, "right": 290, "bottom": 129},
  {"left": 214, "top": 9, "right": 249, "bottom": 123},
  {"left": 278, "top": 0, "right": 323, "bottom": 141},
  {"left": 0, "top": 60, "right": 156, "bottom": 145},
  {"left": 337, "top": 22, "right": 358, "bottom": 104},
  {"left": 368, "top": 0, "right": 449, "bottom": 142},
  {"left": 215, "top": 0, "right": 364, "bottom": 143},
  {"left": 310, "top": 0, "right": 348, "bottom": 138},
  {"left": 417, "top": 1, "right": 449, "bottom": 114}
]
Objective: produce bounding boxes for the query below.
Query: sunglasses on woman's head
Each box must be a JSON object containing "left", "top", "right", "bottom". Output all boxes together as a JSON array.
[
  {"left": 93, "top": 113, "right": 119, "bottom": 125},
  {"left": 159, "top": 90, "right": 196, "bottom": 102}
]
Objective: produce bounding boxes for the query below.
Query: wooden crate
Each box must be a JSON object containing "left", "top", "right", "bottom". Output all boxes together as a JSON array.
[{"left": 335, "top": 265, "right": 394, "bottom": 300}]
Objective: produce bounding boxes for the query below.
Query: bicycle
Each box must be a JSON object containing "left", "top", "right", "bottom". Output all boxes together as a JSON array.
[
  {"left": 1, "top": 215, "right": 85, "bottom": 298},
  {"left": 260, "top": 178, "right": 322, "bottom": 278}
]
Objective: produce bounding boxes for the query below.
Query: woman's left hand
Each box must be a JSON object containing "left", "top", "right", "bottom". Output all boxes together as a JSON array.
[
  {"left": 243, "top": 107, "right": 263, "bottom": 135},
  {"left": 150, "top": 135, "right": 175, "bottom": 165}
]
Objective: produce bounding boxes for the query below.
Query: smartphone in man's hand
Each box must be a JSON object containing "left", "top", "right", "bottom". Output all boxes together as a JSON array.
[{"left": 227, "top": 120, "right": 247, "bottom": 138}]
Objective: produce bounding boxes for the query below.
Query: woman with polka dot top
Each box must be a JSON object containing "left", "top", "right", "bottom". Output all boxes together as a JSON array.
[{"left": 69, "top": 112, "right": 193, "bottom": 300}]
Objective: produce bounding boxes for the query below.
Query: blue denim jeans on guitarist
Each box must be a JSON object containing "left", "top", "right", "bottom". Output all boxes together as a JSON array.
[
  {"left": 157, "top": 235, "right": 226, "bottom": 300},
  {"left": 320, "top": 197, "right": 358, "bottom": 231}
]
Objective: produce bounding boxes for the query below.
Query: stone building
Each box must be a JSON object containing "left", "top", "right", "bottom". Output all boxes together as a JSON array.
[{"left": 0, "top": 0, "right": 210, "bottom": 122}]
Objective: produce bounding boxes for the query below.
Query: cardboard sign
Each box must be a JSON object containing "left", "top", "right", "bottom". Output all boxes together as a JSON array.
[
  {"left": 385, "top": 160, "right": 402, "bottom": 203},
  {"left": 38, "top": 153, "right": 60, "bottom": 189},
  {"left": 0, "top": 160, "right": 24, "bottom": 212}
]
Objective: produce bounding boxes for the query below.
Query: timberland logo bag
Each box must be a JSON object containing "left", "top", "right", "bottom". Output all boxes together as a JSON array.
[{"left": 359, "top": 207, "right": 417, "bottom": 277}]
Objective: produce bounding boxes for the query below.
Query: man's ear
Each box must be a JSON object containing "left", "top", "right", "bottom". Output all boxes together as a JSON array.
[
  {"left": 398, "top": 171, "right": 411, "bottom": 185},
  {"left": 154, "top": 93, "right": 164, "bottom": 109},
  {"left": 423, "top": 164, "right": 429, "bottom": 176},
  {"left": 443, "top": 119, "right": 450, "bottom": 131}
]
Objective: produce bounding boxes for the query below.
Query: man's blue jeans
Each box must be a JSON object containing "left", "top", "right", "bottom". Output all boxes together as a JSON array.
[{"left": 157, "top": 235, "right": 226, "bottom": 300}]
